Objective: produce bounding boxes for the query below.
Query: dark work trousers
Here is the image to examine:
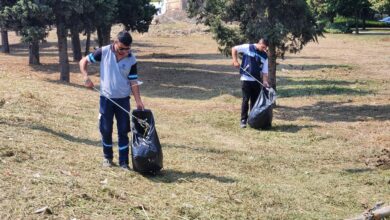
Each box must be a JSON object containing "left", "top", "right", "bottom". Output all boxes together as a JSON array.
[
  {"left": 99, "top": 96, "right": 130, "bottom": 166},
  {"left": 241, "top": 80, "right": 262, "bottom": 121}
]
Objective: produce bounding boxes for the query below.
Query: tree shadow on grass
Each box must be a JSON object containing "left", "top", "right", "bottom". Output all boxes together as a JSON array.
[
  {"left": 343, "top": 168, "right": 374, "bottom": 174},
  {"left": 277, "top": 102, "right": 390, "bottom": 122},
  {"left": 163, "top": 143, "right": 234, "bottom": 155},
  {"left": 276, "top": 76, "right": 372, "bottom": 98},
  {"left": 277, "top": 86, "right": 371, "bottom": 98},
  {"left": 7, "top": 41, "right": 67, "bottom": 58},
  {"left": 148, "top": 169, "right": 236, "bottom": 183},
  {"left": 138, "top": 61, "right": 240, "bottom": 100},
  {"left": 278, "top": 63, "right": 352, "bottom": 71},
  {"left": 138, "top": 52, "right": 228, "bottom": 60},
  {"left": 268, "top": 124, "right": 318, "bottom": 133},
  {"left": 278, "top": 76, "right": 356, "bottom": 86},
  {"left": 29, "top": 125, "right": 101, "bottom": 147},
  {"left": 0, "top": 118, "right": 100, "bottom": 147},
  {"left": 12, "top": 40, "right": 373, "bottom": 101},
  {"left": 283, "top": 55, "right": 322, "bottom": 60}
]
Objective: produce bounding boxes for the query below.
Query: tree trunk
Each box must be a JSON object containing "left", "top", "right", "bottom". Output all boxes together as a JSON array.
[
  {"left": 56, "top": 19, "right": 70, "bottom": 82},
  {"left": 362, "top": 17, "right": 366, "bottom": 30},
  {"left": 84, "top": 30, "right": 91, "bottom": 56},
  {"left": 268, "top": 44, "right": 277, "bottom": 106},
  {"left": 355, "top": 13, "right": 359, "bottom": 34},
  {"left": 29, "top": 40, "right": 40, "bottom": 65},
  {"left": 1, "top": 29, "right": 10, "bottom": 53},
  {"left": 97, "top": 27, "right": 103, "bottom": 47},
  {"left": 97, "top": 25, "right": 112, "bottom": 47},
  {"left": 268, "top": 43, "right": 277, "bottom": 91},
  {"left": 70, "top": 26, "right": 82, "bottom": 62},
  {"left": 102, "top": 25, "right": 111, "bottom": 46}
]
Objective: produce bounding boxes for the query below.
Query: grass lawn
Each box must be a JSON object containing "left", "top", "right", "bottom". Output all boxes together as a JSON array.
[{"left": 0, "top": 24, "right": 389, "bottom": 219}]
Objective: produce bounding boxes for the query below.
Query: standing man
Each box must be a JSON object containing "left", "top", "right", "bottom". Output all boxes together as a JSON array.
[
  {"left": 79, "top": 31, "right": 144, "bottom": 170},
  {"left": 232, "top": 38, "right": 269, "bottom": 128}
]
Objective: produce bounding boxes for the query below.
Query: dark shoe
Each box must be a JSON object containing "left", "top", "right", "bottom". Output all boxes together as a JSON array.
[
  {"left": 240, "top": 119, "right": 247, "bottom": 128},
  {"left": 102, "top": 158, "right": 114, "bottom": 167}
]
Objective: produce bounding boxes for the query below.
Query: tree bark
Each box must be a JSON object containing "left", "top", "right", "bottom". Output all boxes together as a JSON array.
[
  {"left": 268, "top": 43, "right": 277, "bottom": 91},
  {"left": 355, "top": 12, "right": 359, "bottom": 34},
  {"left": 97, "top": 27, "right": 103, "bottom": 47},
  {"left": 362, "top": 17, "right": 366, "bottom": 30},
  {"left": 56, "top": 19, "right": 70, "bottom": 82},
  {"left": 29, "top": 40, "right": 40, "bottom": 65},
  {"left": 1, "top": 29, "right": 10, "bottom": 53},
  {"left": 84, "top": 30, "right": 91, "bottom": 56},
  {"left": 70, "top": 26, "right": 82, "bottom": 62},
  {"left": 97, "top": 25, "right": 112, "bottom": 47}
]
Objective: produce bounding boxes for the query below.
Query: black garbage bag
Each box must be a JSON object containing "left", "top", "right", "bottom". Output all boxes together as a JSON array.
[
  {"left": 248, "top": 87, "right": 276, "bottom": 129},
  {"left": 131, "top": 109, "right": 163, "bottom": 174}
]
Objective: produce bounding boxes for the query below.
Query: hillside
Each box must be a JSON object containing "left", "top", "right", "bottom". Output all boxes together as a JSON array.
[{"left": 0, "top": 25, "right": 389, "bottom": 219}]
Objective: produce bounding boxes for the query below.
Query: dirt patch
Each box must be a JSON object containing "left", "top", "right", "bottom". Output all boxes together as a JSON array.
[
  {"left": 365, "top": 148, "right": 390, "bottom": 169},
  {"left": 154, "top": 10, "right": 195, "bottom": 24},
  {"left": 380, "top": 37, "right": 390, "bottom": 42},
  {"left": 150, "top": 11, "right": 208, "bottom": 36}
]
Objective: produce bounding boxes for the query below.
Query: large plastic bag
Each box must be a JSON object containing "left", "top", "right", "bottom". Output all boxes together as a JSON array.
[
  {"left": 248, "top": 87, "right": 276, "bottom": 129},
  {"left": 131, "top": 109, "right": 163, "bottom": 174}
]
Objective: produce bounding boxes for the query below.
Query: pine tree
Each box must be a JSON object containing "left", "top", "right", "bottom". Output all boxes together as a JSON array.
[
  {"left": 1, "top": 0, "right": 52, "bottom": 64},
  {"left": 188, "top": 0, "right": 323, "bottom": 90}
]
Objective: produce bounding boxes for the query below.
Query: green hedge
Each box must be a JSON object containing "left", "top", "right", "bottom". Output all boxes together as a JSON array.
[
  {"left": 336, "top": 17, "right": 390, "bottom": 27},
  {"left": 324, "top": 16, "right": 390, "bottom": 33}
]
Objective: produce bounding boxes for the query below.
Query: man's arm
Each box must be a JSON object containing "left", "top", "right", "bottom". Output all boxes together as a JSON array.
[
  {"left": 79, "top": 57, "right": 94, "bottom": 88},
  {"left": 262, "top": 74, "right": 269, "bottom": 88},
  {"left": 130, "top": 81, "right": 144, "bottom": 110},
  {"left": 262, "top": 58, "right": 270, "bottom": 88},
  {"left": 232, "top": 47, "right": 240, "bottom": 68}
]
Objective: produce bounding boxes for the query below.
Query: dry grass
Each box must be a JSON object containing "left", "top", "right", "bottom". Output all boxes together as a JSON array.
[{"left": 0, "top": 24, "right": 389, "bottom": 219}]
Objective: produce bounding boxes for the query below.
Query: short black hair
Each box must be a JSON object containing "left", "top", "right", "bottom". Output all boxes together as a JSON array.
[
  {"left": 259, "top": 38, "right": 269, "bottom": 47},
  {"left": 117, "top": 31, "right": 132, "bottom": 46}
]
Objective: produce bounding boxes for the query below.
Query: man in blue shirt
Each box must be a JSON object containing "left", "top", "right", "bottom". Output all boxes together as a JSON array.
[
  {"left": 79, "top": 31, "right": 144, "bottom": 170},
  {"left": 232, "top": 38, "right": 269, "bottom": 128}
]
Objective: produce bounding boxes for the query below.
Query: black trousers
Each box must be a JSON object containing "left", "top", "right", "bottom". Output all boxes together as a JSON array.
[{"left": 241, "top": 80, "right": 261, "bottom": 121}]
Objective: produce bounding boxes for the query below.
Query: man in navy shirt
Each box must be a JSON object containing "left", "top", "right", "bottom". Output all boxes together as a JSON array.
[
  {"left": 79, "top": 31, "right": 144, "bottom": 170},
  {"left": 232, "top": 38, "right": 269, "bottom": 128}
]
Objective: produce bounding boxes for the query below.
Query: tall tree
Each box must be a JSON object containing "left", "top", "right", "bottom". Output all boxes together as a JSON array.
[
  {"left": 329, "top": 0, "right": 371, "bottom": 34},
  {"left": 370, "top": 0, "right": 390, "bottom": 15},
  {"left": 91, "top": 0, "right": 157, "bottom": 47},
  {"left": 92, "top": 0, "right": 118, "bottom": 47},
  {"left": 0, "top": 0, "right": 17, "bottom": 53},
  {"left": 188, "top": 0, "right": 322, "bottom": 90},
  {"left": 117, "top": 0, "right": 157, "bottom": 32},
  {"left": 307, "top": 0, "right": 337, "bottom": 23},
  {"left": 2, "top": 0, "right": 52, "bottom": 64},
  {"left": 49, "top": 0, "right": 69, "bottom": 81},
  {"left": 68, "top": 2, "right": 83, "bottom": 62},
  {"left": 45, "top": 0, "right": 86, "bottom": 82}
]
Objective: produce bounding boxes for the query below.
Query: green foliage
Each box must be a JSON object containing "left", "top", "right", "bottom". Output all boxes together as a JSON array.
[
  {"left": 117, "top": 0, "right": 157, "bottom": 32},
  {"left": 330, "top": 0, "right": 371, "bottom": 18},
  {"left": 0, "top": 0, "right": 18, "bottom": 29},
  {"left": 91, "top": 0, "right": 118, "bottom": 28},
  {"left": 307, "top": 0, "right": 337, "bottom": 22},
  {"left": 1, "top": 0, "right": 52, "bottom": 43},
  {"left": 325, "top": 16, "right": 390, "bottom": 33},
  {"left": 370, "top": 0, "right": 390, "bottom": 14},
  {"left": 188, "top": 0, "right": 323, "bottom": 58}
]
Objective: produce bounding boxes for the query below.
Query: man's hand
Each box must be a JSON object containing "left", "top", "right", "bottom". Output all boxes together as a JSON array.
[
  {"left": 232, "top": 60, "right": 240, "bottom": 68},
  {"left": 263, "top": 81, "right": 270, "bottom": 88},
  {"left": 136, "top": 101, "right": 144, "bottom": 110},
  {"left": 84, "top": 78, "right": 94, "bottom": 89}
]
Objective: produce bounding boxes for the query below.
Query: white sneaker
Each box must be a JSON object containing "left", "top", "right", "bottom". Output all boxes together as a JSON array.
[{"left": 102, "top": 158, "right": 114, "bottom": 167}]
